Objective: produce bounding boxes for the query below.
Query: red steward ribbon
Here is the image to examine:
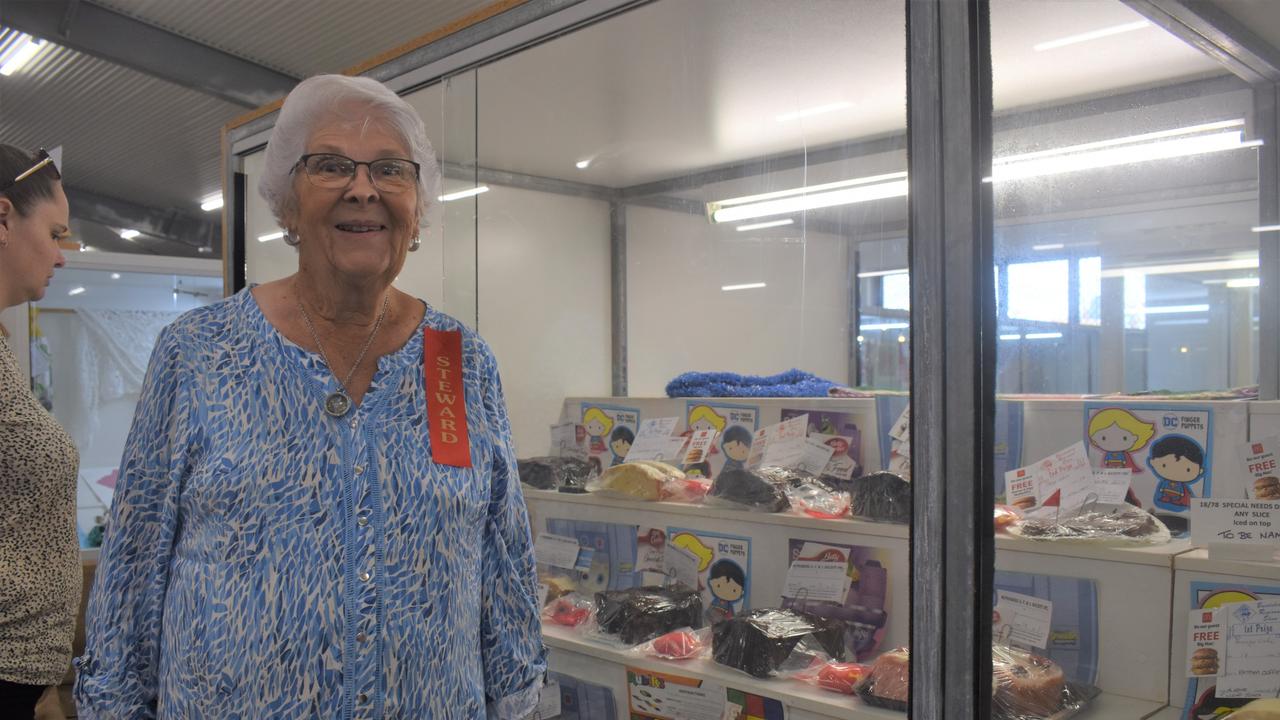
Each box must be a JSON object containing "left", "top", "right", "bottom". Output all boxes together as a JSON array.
[{"left": 423, "top": 327, "right": 472, "bottom": 467}]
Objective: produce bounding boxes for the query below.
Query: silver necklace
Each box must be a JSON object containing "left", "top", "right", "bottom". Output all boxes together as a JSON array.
[{"left": 294, "top": 286, "right": 391, "bottom": 417}]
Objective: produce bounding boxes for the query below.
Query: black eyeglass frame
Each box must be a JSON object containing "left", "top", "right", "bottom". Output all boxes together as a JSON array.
[
  {"left": 292, "top": 153, "right": 421, "bottom": 193},
  {"left": 0, "top": 147, "right": 62, "bottom": 193}
]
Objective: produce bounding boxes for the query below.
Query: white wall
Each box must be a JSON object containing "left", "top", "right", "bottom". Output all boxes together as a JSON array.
[
  {"left": 626, "top": 205, "right": 850, "bottom": 396},
  {"left": 476, "top": 185, "right": 612, "bottom": 456}
]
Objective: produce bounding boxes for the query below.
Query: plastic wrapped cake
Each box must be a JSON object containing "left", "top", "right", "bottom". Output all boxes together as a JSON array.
[
  {"left": 593, "top": 585, "right": 703, "bottom": 645},
  {"left": 705, "top": 468, "right": 792, "bottom": 513},
  {"left": 847, "top": 471, "right": 912, "bottom": 524},
  {"left": 711, "top": 608, "right": 847, "bottom": 678},
  {"left": 517, "top": 456, "right": 595, "bottom": 493}
]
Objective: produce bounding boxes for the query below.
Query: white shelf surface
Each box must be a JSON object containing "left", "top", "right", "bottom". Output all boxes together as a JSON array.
[
  {"left": 524, "top": 488, "right": 909, "bottom": 539},
  {"left": 1174, "top": 547, "right": 1280, "bottom": 579},
  {"left": 544, "top": 624, "right": 899, "bottom": 720},
  {"left": 996, "top": 536, "right": 1192, "bottom": 567},
  {"left": 547, "top": 625, "right": 1169, "bottom": 720}
]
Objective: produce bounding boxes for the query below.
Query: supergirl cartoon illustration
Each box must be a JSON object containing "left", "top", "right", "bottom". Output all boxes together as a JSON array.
[
  {"left": 1088, "top": 408, "right": 1156, "bottom": 473},
  {"left": 582, "top": 407, "right": 614, "bottom": 456},
  {"left": 1147, "top": 434, "right": 1206, "bottom": 513}
]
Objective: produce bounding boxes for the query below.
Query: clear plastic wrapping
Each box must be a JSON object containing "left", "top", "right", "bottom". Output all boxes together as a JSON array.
[
  {"left": 783, "top": 480, "right": 851, "bottom": 519},
  {"left": 1006, "top": 503, "right": 1172, "bottom": 545},
  {"left": 630, "top": 627, "right": 710, "bottom": 661},
  {"left": 542, "top": 593, "right": 596, "bottom": 630},
  {"left": 1219, "top": 699, "right": 1280, "bottom": 720},
  {"left": 518, "top": 456, "right": 595, "bottom": 493},
  {"left": 788, "top": 660, "right": 871, "bottom": 695},
  {"left": 660, "top": 475, "right": 712, "bottom": 504},
  {"left": 781, "top": 596, "right": 887, "bottom": 662},
  {"left": 587, "top": 461, "right": 685, "bottom": 501},
  {"left": 593, "top": 584, "right": 703, "bottom": 645},
  {"left": 855, "top": 645, "right": 1100, "bottom": 719},
  {"left": 847, "top": 472, "right": 912, "bottom": 524},
  {"left": 711, "top": 608, "right": 847, "bottom": 678},
  {"left": 705, "top": 468, "right": 792, "bottom": 513},
  {"left": 994, "top": 504, "right": 1022, "bottom": 531}
]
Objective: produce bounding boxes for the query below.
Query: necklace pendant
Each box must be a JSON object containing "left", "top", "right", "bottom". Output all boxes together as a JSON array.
[{"left": 324, "top": 391, "right": 352, "bottom": 417}]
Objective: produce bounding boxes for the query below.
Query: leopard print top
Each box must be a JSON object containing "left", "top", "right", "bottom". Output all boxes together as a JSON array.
[{"left": 0, "top": 333, "right": 81, "bottom": 686}]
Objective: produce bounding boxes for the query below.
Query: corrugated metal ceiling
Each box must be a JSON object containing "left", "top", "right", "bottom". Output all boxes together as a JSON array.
[{"left": 94, "top": 0, "right": 498, "bottom": 78}]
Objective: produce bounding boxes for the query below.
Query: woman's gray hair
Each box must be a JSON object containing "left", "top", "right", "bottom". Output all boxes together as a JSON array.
[{"left": 257, "top": 74, "right": 441, "bottom": 229}]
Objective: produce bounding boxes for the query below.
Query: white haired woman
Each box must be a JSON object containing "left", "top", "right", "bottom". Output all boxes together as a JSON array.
[{"left": 75, "top": 75, "right": 546, "bottom": 719}]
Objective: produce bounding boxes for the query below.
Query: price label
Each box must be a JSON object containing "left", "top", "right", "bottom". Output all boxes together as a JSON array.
[{"left": 534, "top": 533, "right": 582, "bottom": 570}]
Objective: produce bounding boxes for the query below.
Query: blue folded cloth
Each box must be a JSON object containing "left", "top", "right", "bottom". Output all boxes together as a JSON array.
[{"left": 665, "top": 369, "right": 840, "bottom": 398}]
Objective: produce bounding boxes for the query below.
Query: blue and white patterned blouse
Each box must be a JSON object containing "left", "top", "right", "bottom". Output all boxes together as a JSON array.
[{"left": 75, "top": 288, "right": 546, "bottom": 719}]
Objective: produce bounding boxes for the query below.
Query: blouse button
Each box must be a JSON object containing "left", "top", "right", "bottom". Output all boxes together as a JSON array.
[
  {"left": 357, "top": 515, "right": 369, "bottom": 527},
  {"left": 358, "top": 692, "right": 369, "bottom": 703},
  {"left": 356, "top": 632, "right": 368, "bottom": 642},
  {"left": 355, "top": 465, "right": 366, "bottom": 476},
  {"left": 359, "top": 570, "right": 372, "bottom": 582}
]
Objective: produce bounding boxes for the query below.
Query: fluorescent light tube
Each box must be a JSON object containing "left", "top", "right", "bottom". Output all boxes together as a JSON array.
[
  {"left": 1034, "top": 20, "right": 1150, "bottom": 51},
  {"left": 1032, "top": 243, "right": 1065, "bottom": 251},
  {"left": 575, "top": 160, "right": 590, "bottom": 169},
  {"left": 862, "top": 322, "right": 909, "bottom": 331},
  {"left": 999, "top": 334, "right": 1023, "bottom": 340},
  {"left": 1228, "top": 278, "right": 1260, "bottom": 288},
  {"left": 735, "top": 219, "right": 794, "bottom": 232},
  {"left": 110, "top": 273, "right": 121, "bottom": 280},
  {"left": 1101, "top": 257, "right": 1258, "bottom": 278},
  {"left": 776, "top": 101, "right": 854, "bottom": 122},
  {"left": 990, "top": 129, "right": 1257, "bottom": 183},
  {"left": 721, "top": 282, "right": 767, "bottom": 292},
  {"left": 1024, "top": 332, "right": 1063, "bottom": 340},
  {"left": 857, "top": 268, "right": 908, "bottom": 278},
  {"left": 1251, "top": 225, "right": 1280, "bottom": 233},
  {"left": 438, "top": 186, "right": 489, "bottom": 202},
  {"left": 200, "top": 194, "right": 223, "bottom": 212},
  {"left": 257, "top": 231, "right": 285, "bottom": 242},
  {"left": 68, "top": 286, "right": 86, "bottom": 296},
  {"left": 712, "top": 180, "right": 907, "bottom": 223},
  {"left": 1141, "top": 304, "right": 1209, "bottom": 315},
  {"left": 0, "top": 35, "right": 44, "bottom": 76},
  {"left": 119, "top": 229, "right": 140, "bottom": 240}
]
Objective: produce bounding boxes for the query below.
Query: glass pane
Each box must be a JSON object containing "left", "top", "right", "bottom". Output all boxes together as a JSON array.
[
  {"left": 31, "top": 263, "right": 220, "bottom": 548},
  {"left": 471, "top": 1, "right": 909, "bottom": 715},
  {"left": 991, "top": 2, "right": 1261, "bottom": 719}
]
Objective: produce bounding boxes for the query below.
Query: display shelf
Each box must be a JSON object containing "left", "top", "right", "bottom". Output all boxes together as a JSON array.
[
  {"left": 543, "top": 624, "right": 900, "bottom": 720},
  {"left": 523, "top": 488, "right": 909, "bottom": 539},
  {"left": 1173, "top": 547, "right": 1280, "bottom": 578},
  {"left": 1072, "top": 695, "right": 1167, "bottom": 720},
  {"left": 995, "top": 536, "right": 1193, "bottom": 567},
  {"left": 1143, "top": 708, "right": 1181, "bottom": 720}
]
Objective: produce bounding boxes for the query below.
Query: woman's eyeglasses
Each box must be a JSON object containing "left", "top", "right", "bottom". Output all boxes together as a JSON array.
[
  {"left": 293, "top": 153, "right": 420, "bottom": 193},
  {"left": 0, "top": 147, "right": 62, "bottom": 192}
]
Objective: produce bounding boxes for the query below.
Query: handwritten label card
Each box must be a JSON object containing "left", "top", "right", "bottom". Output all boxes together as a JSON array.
[
  {"left": 1191, "top": 499, "right": 1280, "bottom": 547},
  {"left": 798, "top": 437, "right": 837, "bottom": 476},
  {"left": 664, "top": 542, "right": 701, "bottom": 590},
  {"left": 1092, "top": 468, "right": 1133, "bottom": 505},
  {"left": 1217, "top": 599, "right": 1280, "bottom": 698},
  {"left": 1033, "top": 442, "right": 1097, "bottom": 513},
  {"left": 534, "top": 533, "right": 582, "bottom": 570},
  {"left": 760, "top": 415, "right": 810, "bottom": 468},
  {"left": 782, "top": 559, "right": 850, "bottom": 603},
  {"left": 994, "top": 590, "right": 1053, "bottom": 649},
  {"left": 625, "top": 417, "right": 682, "bottom": 462},
  {"left": 550, "top": 422, "right": 585, "bottom": 458},
  {"left": 536, "top": 679, "right": 562, "bottom": 719}
]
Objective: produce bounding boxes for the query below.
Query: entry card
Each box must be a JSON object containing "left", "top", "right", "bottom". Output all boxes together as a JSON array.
[
  {"left": 550, "top": 422, "right": 584, "bottom": 458},
  {"left": 1091, "top": 468, "right": 1132, "bottom": 505},
  {"left": 625, "top": 417, "right": 683, "bottom": 462},
  {"left": 1217, "top": 599, "right": 1280, "bottom": 698},
  {"left": 760, "top": 414, "right": 810, "bottom": 469},
  {"left": 798, "top": 437, "right": 837, "bottom": 476},
  {"left": 782, "top": 559, "right": 850, "bottom": 603},
  {"left": 994, "top": 590, "right": 1053, "bottom": 649},
  {"left": 536, "top": 679, "right": 562, "bottom": 719},
  {"left": 664, "top": 542, "right": 701, "bottom": 590},
  {"left": 534, "top": 533, "right": 581, "bottom": 570}
]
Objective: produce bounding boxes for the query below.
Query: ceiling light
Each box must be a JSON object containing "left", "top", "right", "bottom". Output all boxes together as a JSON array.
[
  {"left": 735, "top": 219, "right": 794, "bottom": 232},
  {"left": 857, "top": 268, "right": 908, "bottom": 278},
  {"left": 721, "top": 282, "right": 767, "bottom": 292},
  {"left": 1179, "top": 346, "right": 1190, "bottom": 353},
  {"left": 110, "top": 273, "right": 121, "bottom": 280},
  {"left": 989, "top": 122, "right": 1258, "bottom": 183},
  {"left": 776, "top": 101, "right": 855, "bottom": 122},
  {"left": 438, "top": 186, "right": 489, "bottom": 202},
  {"left": 80, "top": 245, "right": 95, "bottom": 252},
  {"left": 1025, "top": 332, "right": 1063, "bottom": 340},
  {"left": 1033, "top": 20, "right": 1150, "bottom": 51},
  {"left": 999, "top": 334, "right": 1023, "bottom": 341},
  {"left": 856, "top": 335, "right": 865, "bottom": 343},
  {"left": 1032, "top": 243, "right": 1065, "bottom": 251},
  {"left": 862, "top": 322, "right": 909, "bottom": 331},
  {"left": 708, "top": 172, "right": 907, "bottom": 224},
  {"left": 257, "top": 231, "right": 284, "bottom": 242},
  {"left": 67, "top": 286, "right": 85, "bottom": 296},
  {"left": 1251, "top": 225, "right": 1280, "bottom": 233},
  {"left": 200, "top": 194, "right": 223, "bottom": 212},
  {"left": 575, "top": 160, "right": 591, "bottom": 169},
  {"left": 1102, "top": 257, "right": 1258, "bottom": 278},
  {"left": 0, "top": 34, "right": 45, "bottom": 76},
  {"left": 1142, "top": 304, "right": 1209, "bottom": 315},
  {"left": 897, "top": 335, "right": 907, "bottom": 343},
  {"left": 1228, "top": 277, "right": 1260, "bottom": 288},
  {"left": 119, "top": 229, "right": 141, "bottom": 240}
]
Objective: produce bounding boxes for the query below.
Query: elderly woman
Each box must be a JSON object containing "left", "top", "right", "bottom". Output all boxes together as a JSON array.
[
  {"left": 75, "top": 75, "right": 546, "bottom": 719},
  {"left": 0, "top": 144, "right": 78, "bottom": 718}
]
